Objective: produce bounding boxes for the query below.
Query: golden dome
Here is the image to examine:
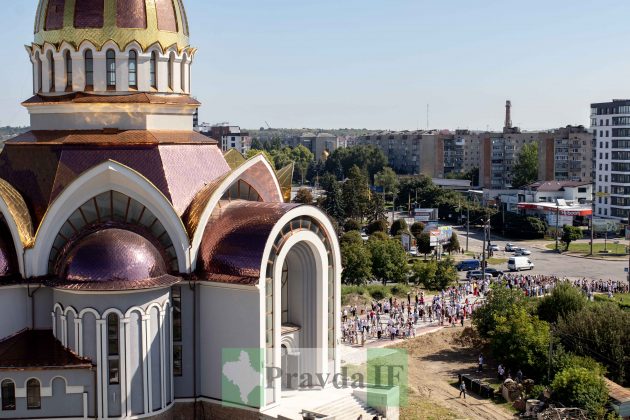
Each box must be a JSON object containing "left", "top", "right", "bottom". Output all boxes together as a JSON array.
[{"left": 33, "top": 0, "right": 191, "bottom": 52}]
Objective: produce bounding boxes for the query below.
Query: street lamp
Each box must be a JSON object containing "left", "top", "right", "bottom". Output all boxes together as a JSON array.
[{"left": 554, "top": 202, "right": 560, "bottom": 252}]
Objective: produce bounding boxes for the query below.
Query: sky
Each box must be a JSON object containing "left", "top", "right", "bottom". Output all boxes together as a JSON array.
[{"left": 2, "top": 0, "right": 630, "bottom": 131}]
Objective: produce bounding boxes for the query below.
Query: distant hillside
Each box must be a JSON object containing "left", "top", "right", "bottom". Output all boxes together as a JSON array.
[{"left": 247, "top": 127, "right": 381, "bottom": 140}]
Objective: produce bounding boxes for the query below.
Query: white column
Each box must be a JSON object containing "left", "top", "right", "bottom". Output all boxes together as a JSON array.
[
  {"left": 60, "top": 315, "right": 67, "bottom": 346},
  {"left": 41, "top": 52, "right": 51, "bottom": 93},
  {"left": 54, "top": 51, "right": 65, "bottom": 93},
  {"left": 137, "top": 52, "right": 151, "bottom": 92},
  {"left": 125, "top": 317, "right": 132, "bottom": 416},
  {"left": 95, "top": 320, "right": 104, "bottom": 420},
  {"left": 159, "top": 310, "right": 166, "bottom": 409},
  {"left": 93, "top": 51, "right": 107, "bottom": 92},
  {"left": 169, "top": 307, "right": 174, "bottom": 403},
  {"left": 181, "top": 59, "right": 190, "bottom": 94},
  {"left": 116, "top": 51, "right": 127, "bottom": 92},
  {"left": 74, "top": 318, "right": 81, "bottom": 354},
  {"left": 120, "top": 318, "right": 129, "bottom": 418},
  {"left": 141, "top": 314, "right": 150, "bottom": 414},
  {"left": 77, "top": 317, "right": 84, "bottom": 356},
  {"left": 157, "top": 55, "right": 169, "bottom": 92},
  {"left": 30, "top": 55, "right": 40, "bottom": 95},
  {"left": 51, "top": 312, "right": 56, "bottom": 337},
  {"left": 144, "top": 314, "right": 153, "bottom": 412},
  {"left": 172, "top": 58, "right": 182, "bottom": 94},
  {"left": 100, "top": 320, "right": 108, "bottom": 419},
  {"left": 71, "top": 51, "right": 85, "bottom": 92}
]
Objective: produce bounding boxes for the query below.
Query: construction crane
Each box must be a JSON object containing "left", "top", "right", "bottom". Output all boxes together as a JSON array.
[{"left": 265, "top": 121, "right": 272, "bottom": 130}]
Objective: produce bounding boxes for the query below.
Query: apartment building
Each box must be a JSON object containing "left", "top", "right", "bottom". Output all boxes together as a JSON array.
[
  {"left": 291, "top": 132, "right": 342, "bottom": 160},
  {"left": 356, "top": 130, "right": 444, "bottom": 177},
  {"left": 200, "top": 124, "right": 251, "bottom": 153},
  {"left": 591, "top": 99, "right": 630, "bottom": 220},
  {"left": 538, "top": 125, "right": 593, "bottom": 183}
]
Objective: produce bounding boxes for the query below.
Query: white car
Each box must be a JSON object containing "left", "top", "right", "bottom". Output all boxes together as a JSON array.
[
  {"left": 514, "top": 249, "right": 531, "bottom": 256},
  {"left": 361, "top": 233, "right": 369, "bottom": 241},
  {"left": 490, "top": 244, "right": 500, "bottom": 252}
]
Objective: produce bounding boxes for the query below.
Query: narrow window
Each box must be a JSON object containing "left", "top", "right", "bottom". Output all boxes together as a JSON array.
[
  {"left": 85, "top": 50, "right": 94, "bottom": 88},
  {"left": 150, "top": 51, "right": 157, "bottom": 89},
  {"left": 36, "top": 53, "right": 43, "bottom": 93},
  {"left": 26, "top": 379, "right": 40, "bottom": 410},
  {"left": 65, "top": 51, "right": 72, "bottom": 89},
  {"left": 172, "top": 286, "right": 182, "bottom": 376},
  {"left": 106, "top": 49, "right": 116, "bottom": 88},
  {"left": 1, "top": 380, "right": 15, "bottom": 411},
  {"left": 128, "top": 50, "right": 137, "bottom": 88},
  {"left": 107, "top": 314, "right": 120, "bottom": 384},
  {"left": 47, "top": 51, "right": 55, "bottom": 92},
  {"left": 180, "top": 57, "right": 186, "bottom": 92},
  {"left": 168, "top": 53, "right": 174, "bottom": 90}
]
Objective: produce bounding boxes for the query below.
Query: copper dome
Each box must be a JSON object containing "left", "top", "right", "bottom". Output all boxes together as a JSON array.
[{"left": 60, "top": 229, "right": 167, "bottom": 283}]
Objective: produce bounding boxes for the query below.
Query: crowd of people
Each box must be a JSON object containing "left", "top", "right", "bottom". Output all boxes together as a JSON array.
[
  {"left": 499, "top": 273, "right": 630, "bottom": 298},
  {"left": 341, "top": 285, "right": 485, "bottom": 346}
]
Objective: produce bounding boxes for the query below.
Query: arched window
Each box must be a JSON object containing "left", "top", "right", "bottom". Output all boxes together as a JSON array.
[
  {"left": 107, "top": 314, "right": 120, "bottom": 384},
  {"left": 26, "top": 379, "right": 40, "bottom": 410},
  {"left": 65, "top": 51, "right": 72, "bottom": 89},
  {"left": 168, "top": 53, "right": 174, "bottom": 90},
  {"left": 47, "top": 51, "right": 55, "bottom": 92},
  {"left": 35, "top": 53, "right": 43, "bottom": 93},
  {"left": 84, "top": 50, "right": 93, "bottom": 88},
  {"left": 1, "top": 380, "right": 15, "bottom": 411},
  {"left": 150, "top": 51, "right": 157, "bottom": 89},
  {"left": 106, "top": 49, "right": 116, "bottom": 88},
  {"left": 180, "top": 56, "right": 186, "bottom": 92},
  {"left": 128, "top": 50, "right": 137, "bottom": 88}
]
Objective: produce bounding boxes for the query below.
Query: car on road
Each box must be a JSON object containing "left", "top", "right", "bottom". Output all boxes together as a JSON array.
[
  {"left": 484, "top": 268, "right": 504, "bottom": 277},
  {"left": 505, "top": 243, "right": 517, "bottom": 252},
  {"left": 514, "top": 249, "right": 532, "bottom": 256},
  {"left": 361, "top": 232, "right": 369, "bottom": 241},
  {"left": 408, "top": 247, "right": 418, "bottom": 257},
  {"left": 466, "top": 270, "right": 492, "bottom": 280},
  {"left": 456, "top": 259, "right": 481, "bottom": 271},
  {"left": 508, "top": 256, "right": 534, "bottom": 271},
  {"left": 490, "top": 244, "right": 500, "bottom": 252}
]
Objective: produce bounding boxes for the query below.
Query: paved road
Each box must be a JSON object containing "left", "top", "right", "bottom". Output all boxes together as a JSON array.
[{"left": 453, "top": 227, "right": 629, "bottom": 282}]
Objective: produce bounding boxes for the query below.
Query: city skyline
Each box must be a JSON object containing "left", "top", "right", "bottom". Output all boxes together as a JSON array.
[{"left": 2, "top": 0, "right": 630, "bottom": 130}]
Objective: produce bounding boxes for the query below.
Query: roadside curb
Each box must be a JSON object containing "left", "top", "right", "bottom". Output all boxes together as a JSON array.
[{"left": 531, "top": 245, "right": 627, "bottom": 261}]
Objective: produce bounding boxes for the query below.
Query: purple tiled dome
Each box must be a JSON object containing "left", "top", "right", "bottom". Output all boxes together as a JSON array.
[
  {"left": 0, "top": 223, "right": 18, "bottom": 278},
  {"left": 60, "top": 229, "right": 167, "bottom": 283}
]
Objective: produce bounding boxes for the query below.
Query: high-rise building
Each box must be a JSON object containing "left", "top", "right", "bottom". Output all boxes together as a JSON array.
[
  {"left": 591, "top": 99, "right": 630, "bottom": 220},
  {"left": 538, "top": 126, "right": 593, "bottom": 183},
  {"left": 356, "top": 131, "right": 444, "bottom": 177}
]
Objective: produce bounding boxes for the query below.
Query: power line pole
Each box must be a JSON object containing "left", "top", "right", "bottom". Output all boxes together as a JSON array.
[
  {"left": 466, "top": 205, "right": 470, "bottom": 253},
  {"left": 555, "top": 203, "right": 560, "bottom": 252},
  {"left": 482, "top": 217, "right": 487, "bottom": 279}
]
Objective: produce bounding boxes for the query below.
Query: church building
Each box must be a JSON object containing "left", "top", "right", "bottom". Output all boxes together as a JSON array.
[{"left": 0, "top": 1, "right": 341, "bottom": 418}]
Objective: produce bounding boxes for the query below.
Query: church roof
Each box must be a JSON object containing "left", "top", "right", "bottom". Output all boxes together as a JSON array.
[
  {"left": 0, "top": 329, "right": 92, "bottom": 370},
  {"left": 197, "top": 200, "right": 300, "bottom": 281},
  {"left": 22, "top": 93, "right": 200, "bottom": 107},
  {"left": 0, "top": 134, "right": 231, "bottom": 227}
]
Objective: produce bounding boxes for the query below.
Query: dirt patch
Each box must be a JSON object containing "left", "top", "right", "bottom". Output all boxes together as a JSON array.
[{"left": 392, "top": 325, "right": 515, "bottom": 420}]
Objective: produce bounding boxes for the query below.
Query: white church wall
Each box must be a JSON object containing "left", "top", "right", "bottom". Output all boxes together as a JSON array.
[
  {"left": 0, "top": 286, "right": 28, "bottom": 339},
  {"left": 198, "top": 283, "right": 261, "bottom": 402}
]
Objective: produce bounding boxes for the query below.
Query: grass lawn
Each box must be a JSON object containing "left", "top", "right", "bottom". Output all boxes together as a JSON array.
[
  {"left": 486, "top": 257, "right": 507, "bottom": 265},
  {"left": 545, "top": 242, "right": 628, "bottom": 255},
  {"left": 594, "top": 293, "right": 630, "bottom": 309}
]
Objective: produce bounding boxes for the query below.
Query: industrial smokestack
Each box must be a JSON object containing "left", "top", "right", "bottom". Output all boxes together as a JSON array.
[{"left": 504, "top": 100, "right": 512, "bottom": 130}]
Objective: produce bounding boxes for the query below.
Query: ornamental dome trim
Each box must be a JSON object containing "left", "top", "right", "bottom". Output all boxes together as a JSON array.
[{"left": 33, "top": 0, "right": 191, "bottom": 53}]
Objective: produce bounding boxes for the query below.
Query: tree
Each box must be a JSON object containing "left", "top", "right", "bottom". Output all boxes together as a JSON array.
[
  {"left": 556, "top": 302, "right": 630, "bottom": 385},
  {"left": 342, "top": 166, "right": 370, "bottom": 221},
  {"left": 410, "top": 260, "right": 437, "bottom": 286},
  {"left": 322, "top": 176, "right": 345, "bottom": 223},
  {"left": 246, "top": 149, "right": 276, "bottom": 169},
  {"left": 340, "top": 231, "right": 363, "bottom": 246},
  {"left": 473, "top": 285, "right": 529, "bottom": 338},
  {"left": 365, "top": 220, "right": 388, "bottom": 235},
  {"left": 552, "top": 367, "right": 609, "bottom": 419},
  {"left": 367, "top": 237, "right": 409, "bottom": 284},
  {"left": 343, "top": 219, "right": 361, "bottom": 232},
  {"left": 341, "top": 241, "right": 372, "bottom": 285},
  {"left": 416, "top": 232, "right": 432, "bottom": 259},
  {"left": 293, "top": 188, "right": 313, "bottom": 204},
  {"left": 250, "top": 138, "right": 264, "bottom": 150},
  {"left": 561, "top": 225, "right": 583, "bottom": 251},
  {"left": 410, "top": 222, "right": 426, "bottom": 239},
  {"left": 511, "top": 142, "right": 539, "bottom": 188},
  {"left": 324, "top": 145, "right": 388, "bottom": 181},
  {"left": 291, "top": 144, "right": 314, "bottom": 185},
  {"left": 374, "top": 167, "right": 400, "bottom": 200},
  {"left": 443, "top": 232, "right": 460, "bottom": 254},
  {"left": 433, "top": 258, "right": 458, "bottom": 290},
  {"left": 390, "top": 219, "right": 408, "bottom": 237},
  {"left": 491, "top": 305, "right": 551, "bottom": 380},
  {"left": 537, "top": 281, "right": 587, "bottom": 324},
  {"left": 367, "top": 192, "right": 386, "bottom": 223}
]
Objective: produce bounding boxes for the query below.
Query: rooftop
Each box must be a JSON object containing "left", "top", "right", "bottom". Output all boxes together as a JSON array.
[
  {"left": 0, "top": 329, "right": 92, "bottom": 370},
  {"left": 526, "top": 181, "right": 591, "bottom": 192}
]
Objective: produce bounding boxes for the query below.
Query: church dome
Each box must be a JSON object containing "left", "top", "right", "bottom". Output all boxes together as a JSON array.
[
  {"left": 34, "top": 0, "right": 190, "bottom": 52},
  {"left": 59, "top": 229, "right": 168, "bottom": 284},
  {"left": 0, "top": 222, "right": 18, "bottom": 278}
]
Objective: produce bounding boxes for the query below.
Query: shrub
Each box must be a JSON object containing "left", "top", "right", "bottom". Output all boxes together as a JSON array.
[
  {"left": 366, "top": 219, "right": 388, "bottom": 235},
  {"left": 552, "top": 367, "right": 608, "bottom": 419},
  {"left": 366, "top": 284, "right": 389, "bottom": 300},
  {"left": 390, "top": 219, "right": 408, "bottom": 236},
  {"left": 537, "top": 281, "right": 587, "bottom": 324},
  {"left": 390, "top": 283, "right": 410, "bottom": 296},
  {"left": 344, "top": 219, "right": 361, "bottom": 232}
]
